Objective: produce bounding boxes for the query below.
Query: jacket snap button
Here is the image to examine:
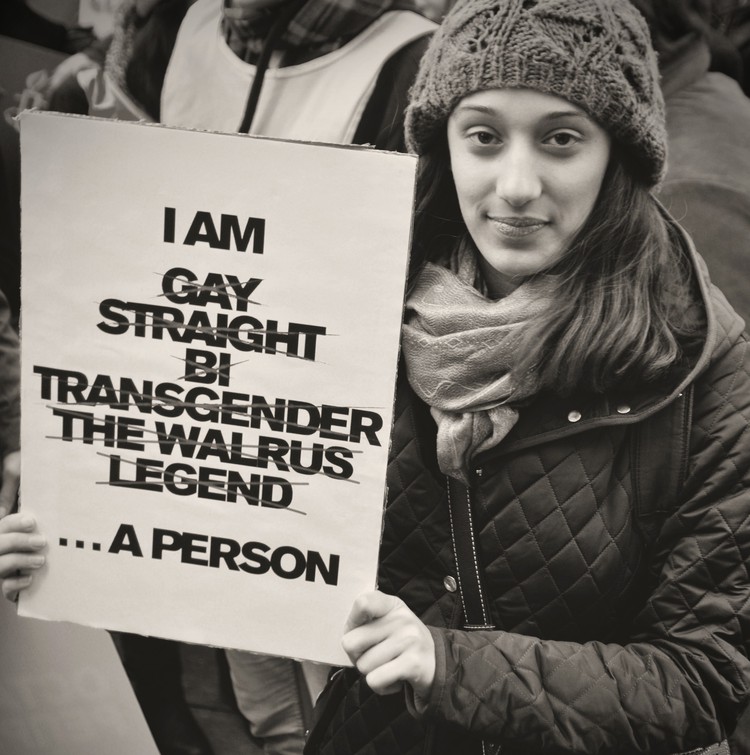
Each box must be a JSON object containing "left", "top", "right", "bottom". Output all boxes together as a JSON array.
[
  {"left": 567, "top": 410, "right": 582, "bottom": 423},
  {"left": 616, "top": 404, "right": 631, "bottom": 414},
  {"left": 443, "top": 575, "right": 457, "bottom": 593}
]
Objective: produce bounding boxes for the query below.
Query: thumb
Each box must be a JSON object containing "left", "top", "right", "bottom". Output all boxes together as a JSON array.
[{"left": 344, "top": 590, "right": 401, "bottom": 633}]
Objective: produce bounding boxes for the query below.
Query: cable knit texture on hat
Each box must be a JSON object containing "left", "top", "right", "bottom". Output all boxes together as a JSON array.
[{"left": 405, "top": 0, "right": 666, "bottom": 186}]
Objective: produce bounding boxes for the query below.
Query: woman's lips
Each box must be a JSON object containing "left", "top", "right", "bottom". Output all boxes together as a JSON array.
[{"left": 489, "top": 216, "right": 548, "bottom": 238}]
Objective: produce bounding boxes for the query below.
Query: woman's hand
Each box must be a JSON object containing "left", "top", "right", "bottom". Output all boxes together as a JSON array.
[
  {"left": 342, "top": 590, "right": 435, "bottom": 699},
  {"left": 0, "top": 513, "right": 46, "bottom": 602}
]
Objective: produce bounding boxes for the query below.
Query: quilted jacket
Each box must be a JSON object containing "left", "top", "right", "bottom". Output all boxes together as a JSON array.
[{"left": 308, "top": 224, "right": 750, "bottom": 755}]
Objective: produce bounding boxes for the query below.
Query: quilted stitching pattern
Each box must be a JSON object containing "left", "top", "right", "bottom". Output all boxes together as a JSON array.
[
  {"left": 309, "top": 285, "right": 750, "bottom": 754},
  {"left": 425, "top": 300, "right": 750, "bottom": 753},
  {"left": 313, "top": 670, "right": 428, "bottom": 755},
  {"left": 473, "top": 426, "right": 640, "bottom": 640}
]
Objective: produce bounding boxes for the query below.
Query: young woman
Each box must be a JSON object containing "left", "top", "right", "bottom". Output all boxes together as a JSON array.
[
  {"left": 302, "top": 1, "right": 750, "bottom": 753},
  {"left": 3, "top": 1, "right": 749, "bottom": 753}
]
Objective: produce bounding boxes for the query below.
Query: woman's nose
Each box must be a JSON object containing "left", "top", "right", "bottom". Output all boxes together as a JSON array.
[{"left": 494, "top": 145, "right": 543, "bottom": 207}]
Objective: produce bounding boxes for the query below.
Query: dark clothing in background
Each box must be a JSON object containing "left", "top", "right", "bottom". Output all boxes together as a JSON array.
[
  {"left": 0, "top": 0, "right": 69, "bottom": 52},
  {"left": 0, "top": 290, "right": 19, "bottom": 456},
  {"left": 124, "top": 0, "right": 191, "bottom": 120},
  {"left": 0, "top": 150, "right": 21, "bottom": 327},
  {"left": 0, "top": 0, "right": 94, "bottom": 53},
  {"left": 658, "top": 38, "right": 750, "bottom": 328}
]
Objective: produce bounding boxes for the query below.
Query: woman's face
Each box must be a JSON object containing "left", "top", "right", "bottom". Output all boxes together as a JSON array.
[{"left": 446, "top": 88, "right": 611, "bottom": 296}]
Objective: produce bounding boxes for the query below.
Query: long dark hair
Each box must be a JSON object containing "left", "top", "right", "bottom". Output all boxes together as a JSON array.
[{"left": 410, "top": 138, "right": 703, "bottom": 396}]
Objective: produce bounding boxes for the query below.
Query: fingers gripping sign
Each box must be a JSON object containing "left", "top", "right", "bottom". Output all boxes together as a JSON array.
[
  {"left": 0, "top": 513, "right": 46, "bottom": 602},
  {"left": 342, "top": 590, "right": 436, "bottom": 699}
]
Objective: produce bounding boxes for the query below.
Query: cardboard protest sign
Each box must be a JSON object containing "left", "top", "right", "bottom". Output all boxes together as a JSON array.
[{"left": 18, "top": 111, "right": 416, "bottom": 666}]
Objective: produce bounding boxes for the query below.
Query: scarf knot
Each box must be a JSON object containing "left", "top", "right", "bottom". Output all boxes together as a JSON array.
[{"left": 402, "top": 254, "right": 554, "bottom": 483}]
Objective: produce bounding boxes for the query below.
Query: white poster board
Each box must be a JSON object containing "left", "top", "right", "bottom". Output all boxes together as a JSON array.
[{"left": 19, "top": 112, "right": 416, "bottom": 666}]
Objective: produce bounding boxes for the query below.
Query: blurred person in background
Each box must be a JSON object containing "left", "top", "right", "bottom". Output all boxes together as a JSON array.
[{"left": 630, "top": 0, "right": 750, "bottom": 328}]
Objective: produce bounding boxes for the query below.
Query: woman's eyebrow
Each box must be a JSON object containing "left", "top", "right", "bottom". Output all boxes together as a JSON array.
[
  {"left": 452, "top": 105, "right": 592, "bottom": 122},
  {"left": 452, "top": 104, "right": 497, "bottom": 115},
  {"left": 544, "top": 110, "right": 591, "bottom": 122}
]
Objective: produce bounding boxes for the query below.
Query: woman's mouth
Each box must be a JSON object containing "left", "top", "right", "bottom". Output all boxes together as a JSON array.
[{"left": 489, "top": 217, "right": 548, "bottom": 238}]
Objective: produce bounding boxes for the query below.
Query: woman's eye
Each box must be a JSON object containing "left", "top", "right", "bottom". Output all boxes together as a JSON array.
[
  {"left": 468, "top": 130, "right": 499, "bottom": 146},
  {"left": 546, "top": 131, "right": 580, "bottom": 147}
]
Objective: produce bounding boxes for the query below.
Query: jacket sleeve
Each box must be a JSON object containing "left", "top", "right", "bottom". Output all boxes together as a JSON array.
[
  {"left": 0, "top": 290, "right": 20, "bottom": 458},
  {"left": 415, "top": 297, "right": 750, "bottom": 753}
]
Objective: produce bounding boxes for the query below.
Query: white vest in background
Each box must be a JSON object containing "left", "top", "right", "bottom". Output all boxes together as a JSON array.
[{"left": 161, "top": 0, "right": 435, "bottom": 141}]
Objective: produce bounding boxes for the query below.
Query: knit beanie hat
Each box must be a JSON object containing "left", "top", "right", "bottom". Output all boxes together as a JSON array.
[{"left": 405, "top": 0, "right": 667, "bottom": 186}]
